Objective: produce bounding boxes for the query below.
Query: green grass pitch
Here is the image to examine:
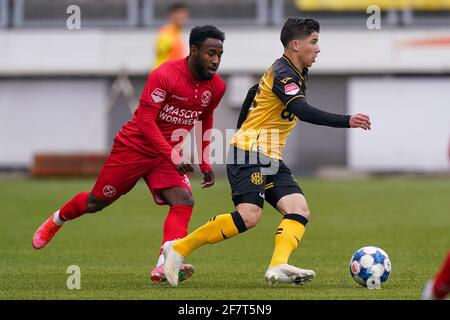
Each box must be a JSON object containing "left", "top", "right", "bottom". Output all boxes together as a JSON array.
[{"left": 0, "top": 176, "right": 449, "bottom": 299}]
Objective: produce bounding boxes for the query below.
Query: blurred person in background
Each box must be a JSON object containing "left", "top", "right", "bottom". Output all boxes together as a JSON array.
[
  {"left": 32, "top": 25, "right": 226, "bottom": 285},
  {"left": 422, "top": 251, "right": 450, "bottom": 300},
  {"left": 153, "top": 2, "right": 189, "bottom": 69}
]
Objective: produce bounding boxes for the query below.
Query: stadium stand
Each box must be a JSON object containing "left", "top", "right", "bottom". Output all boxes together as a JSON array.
[
  {"left": 2, "top": 0, "right": 449, "bottom": 28},
  {"left": 0, "top": 0, "right": 8, "bottom": 28},
  {"left": 277, "top": 0, "right": 450, "bottom": 26},
  {"left": 144, "top": 0, "right": 269, "bottom": 26},
  {"left": 11, "top": 0, "right": 140, "bottom": 27}
]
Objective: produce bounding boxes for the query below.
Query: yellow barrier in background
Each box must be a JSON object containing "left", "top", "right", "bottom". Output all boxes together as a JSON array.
[{"left": 295, "top": 0, "right": 450, "bottom": 10}]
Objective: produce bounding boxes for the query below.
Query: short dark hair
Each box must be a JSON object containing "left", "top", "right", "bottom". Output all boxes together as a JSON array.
[
  {"left": 168, "top": 2, "right": 188, "bottom": 14},
  {"left": 189, "top": 25, "right": 225, "bottom": 48},
  {"left": 280, "top": 18, "right": 320, "bottom": 48}
]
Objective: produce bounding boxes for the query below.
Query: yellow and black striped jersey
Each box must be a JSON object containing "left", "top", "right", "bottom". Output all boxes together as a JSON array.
[{"left": 230, "top": 55, "right": 308, "bottom": 160}]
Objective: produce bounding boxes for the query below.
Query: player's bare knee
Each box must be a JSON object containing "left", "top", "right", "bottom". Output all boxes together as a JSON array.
[
  {"left": 86, "top": 194, "right": 111, "bottom": 213},
  {"left": 240, "top": 207, "right": 262, "bottom": 229},
  {"left": 292, "top": 208, "right": 310, "bottom": 220},
  {"left": 176, "top": 198, "right": 194, "bottom": 206},
  {"left": 170, "top": 194, "right": 194, "bottom": 206},
  {"left": 161, "top": 188, "right": 194, "bottom": 207},
  {"left": 86, "top": 201, "right": 108, "bottom": 213},
  {"left": 278, "top": 199, "right": 310, "bottom": 220},
  {"left": 302, "top": 207, "right": 311, "bottom": 220},
  {"left": 179, "top": 193, "right": 194, "bottom": 206},
  {"left": 280, "top": 206, "right": 310, "bottom": 220}
]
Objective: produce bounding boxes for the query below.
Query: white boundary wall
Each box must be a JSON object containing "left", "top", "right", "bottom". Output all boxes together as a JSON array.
[
  {"left": 348, "top": 78, "right": 450, "bottom": 171},
  {"left": 0, "top": 80, "right": 108, "bottom": 166},
  {"left": 0, "top": 28, "right": 450, "bottom": 75}
]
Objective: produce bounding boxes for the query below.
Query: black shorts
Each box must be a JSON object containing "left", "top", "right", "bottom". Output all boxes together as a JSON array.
[{"left": 226, "top": 147, "right": 303, "bottom": 209}]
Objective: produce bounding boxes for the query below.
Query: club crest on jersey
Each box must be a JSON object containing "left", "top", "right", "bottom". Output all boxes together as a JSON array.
[
  {"left": 103, "top": 185, "right": 116, "bottom": 198},
  {"left": 284, "top": 83, "right": 300, "bottom": 95},
  {"left": 151, "top": 88, "right": 166, "bottom": 103},
  {"left": 250, "top": 172, "right": 263, "bottom": 185},
  {"left": 201, "top": 90, "right": 212, "bottom": 106}
]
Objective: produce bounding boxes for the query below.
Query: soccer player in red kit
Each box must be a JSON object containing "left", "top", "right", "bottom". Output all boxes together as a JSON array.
[
  {"left": 423, "top": 251, "right": 450, "bottom": 300},
  {"left": 32, "top": 25, "right": 226, "bottom": 284}
]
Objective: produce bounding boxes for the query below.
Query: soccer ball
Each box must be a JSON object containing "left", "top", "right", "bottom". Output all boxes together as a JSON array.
[{"left": 349, "top": 246, "right": 392, "bottom": 289}]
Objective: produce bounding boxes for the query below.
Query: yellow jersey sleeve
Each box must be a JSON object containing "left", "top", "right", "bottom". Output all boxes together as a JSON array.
[
  {"left": 230, "top": 58, "right": 307, "bottom": 160},
  {"left": 271, "top": 71, "right": 306, "bottom": 108}
]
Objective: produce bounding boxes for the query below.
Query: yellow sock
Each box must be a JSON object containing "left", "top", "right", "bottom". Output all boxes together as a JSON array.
[
  {"left": 173, "top": 211, "right": 247, "bottom": 257},
  {"left": 269, "top": 214, "right": 308, "bottom": 267}
]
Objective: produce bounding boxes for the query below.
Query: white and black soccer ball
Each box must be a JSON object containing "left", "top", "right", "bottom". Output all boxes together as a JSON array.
[{"left": 349, "top": 246, "right": 391, "bottom": 289}]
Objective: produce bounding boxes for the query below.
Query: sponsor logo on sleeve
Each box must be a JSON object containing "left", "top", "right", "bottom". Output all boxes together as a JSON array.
[
  {"left": 150, "top": 88, "right": 166, "bottom": 103},
  {"left": 284, "top": 83, "right": 300, "bottom": 95}
]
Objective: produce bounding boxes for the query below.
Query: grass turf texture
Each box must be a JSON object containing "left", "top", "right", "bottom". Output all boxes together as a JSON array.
[{"left": 0, "top": 177, "right": 449, "bottom": 299}]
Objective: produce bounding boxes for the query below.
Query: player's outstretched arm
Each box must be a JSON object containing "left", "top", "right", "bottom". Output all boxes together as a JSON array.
[
  {"left": 286, "top": 97, "right": 370, "bottom": 130},
  {"left": 349, "top": 113, "right": 371, "bottom": 130}
]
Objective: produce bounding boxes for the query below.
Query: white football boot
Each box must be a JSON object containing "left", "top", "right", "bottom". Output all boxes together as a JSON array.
[
  {"left": 265, "top": 264, "right": 316, "bottom": 285},
  {"left": 422, "top": 280, "right": 438, "bottom": 300},
  {"left": 163, "top": 240, "right": 185, "bottom": 287}
]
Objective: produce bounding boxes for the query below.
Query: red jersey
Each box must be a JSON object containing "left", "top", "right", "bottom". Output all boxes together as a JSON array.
[{"left": 115, "top": 58, "right": 226, "bottom": 171}]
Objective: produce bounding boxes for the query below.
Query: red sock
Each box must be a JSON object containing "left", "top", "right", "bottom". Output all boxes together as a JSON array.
[
  {"left": 433, "top": 251, "right": 450, "bottom": 299},
  {"left": 160, "top": 205, "right": 193, "bottom": 254},
  {"left": 58, "top": 192, "right": 90, "bottom": 221}
]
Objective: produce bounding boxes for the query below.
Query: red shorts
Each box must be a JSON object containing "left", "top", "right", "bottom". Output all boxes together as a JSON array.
[{"left": 91, "top": 141, "right": 192, "bottom": 205}]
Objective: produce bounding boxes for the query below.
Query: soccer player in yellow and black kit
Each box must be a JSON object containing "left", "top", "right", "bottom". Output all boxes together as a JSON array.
[{"left": 163, "top": 18, "right": 372, "bottom": 287}]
